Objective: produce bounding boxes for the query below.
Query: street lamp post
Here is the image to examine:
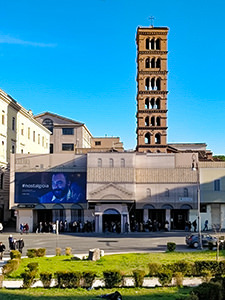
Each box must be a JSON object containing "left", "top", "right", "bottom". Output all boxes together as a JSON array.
[{"left": 192, "top": 154, "right": 203, "bottom": 250}]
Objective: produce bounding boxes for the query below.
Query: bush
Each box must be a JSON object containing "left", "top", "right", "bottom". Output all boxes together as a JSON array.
[
  {"left": 10, "top": 250, "right": 21, "bottom": 260},
  {"left": 21, "top": 272, "right": 36, "bottom": 288},
  {"left": 132, "top": 269, "right": 145, "bottom": 287},
  {"left": 40, "top": 272, "right": 52, "bottom": 288},
  {"left": 55, "top": 271, "right": 82, "bottom": 288},
  {"left": 192, "top": 281, "right": 223, "bottom": 300},
  {"left": 65, "top": 247, "right": 72, "bottom": 256},
  {"left": 201, "top": 270, "right": 212, "bottom": 283},
  {"left": 169, "top": 261, "right": 194, "bottom": 276},
  {"left": 2, "top": 258, "right": 20, "bottom": 275},
  {"left": 103, "top": 270, "right": 123, "bottom": 288},
  {"left": 55, "top": 247, "right": 61, "bottom": 256},
  {"left": 174, "top": 272, "right": 183, "bottom": 287},
  {"left": 157, "top": 270, "right": 173, "bottom": 286},
  {"left": 21, "top": 262, "right": 39, "bottom": 288},
  {"left": 27, "top": 262, "right": 39, "bottom": 272},
  {"left": 36, "top": 248, "right": 46, "bottom": 257},
  {"left": 27, "top": 249, "right": 37, "bottom": 258},
  {"left": 27, "top": 248, "right": 46, "bottom": 258},
  {"left": 194, "top": 261, "right": 220, "bottom": 276},
  {"left": 82, "top": 271, "right": 96, "bottom": 288},
  {"left": 148, "top": 263, "right": 162, "bottom": 276},
  {"left": 167, "top": 242, "right": 176, "bottom": 252}
]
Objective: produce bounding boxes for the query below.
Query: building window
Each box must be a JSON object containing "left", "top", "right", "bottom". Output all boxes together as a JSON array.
[
  {"left": 42, "top": 118, "right": 53, "bottom": 134},
  {"left": 95, "top": 141, "right": 101, "bottom": 146},
  {"left": 145, "top": 133, "right": 151, "bottom": 144},
  {"left": 28, "top": 127, "right": 30, "bottom": 139},
  {"left": 62, "top": 143, "right": 74, "bottom": 151},
  {"left": 155, "top": 133, "right": 161, "bottom": 144},
  {"left": 109, "top": 158, "right": 114, "bottom": 168},
  {"left": 146, "top": 188, "right": 151, "bottom": 197},
  {"left": 184, "top": 188, "right": 188, "bottom": 197},
  {"left": 2, "top": 114, "right": 5, "bottom": 125},
  {"left": 50, "top": 144, "right": 54, "bottom": 153},
  {"left": 33, "top": 131, "right": 35, "bottom": 142},
  {"left": 214, "top": 179, "right": 220, "bottom": 191},
  {"left": 38, "top": 134, "right": 40, "bottom": 144},
  {"left": 21, "top": 128, "right": 24, "bottom": 135},
  {"left": 98, "top": 158, "right": 102, "bottom": 167},
  {"left": 12, "top": 145, "right": 15, "bottom": 154},
  {"left": 121, "top": 158, "right": 125, "bottom": 168},
  {"left": 62, "top": 128, "right": 74, "bottom": 135},
  {"left": 12, "top": 117, "right": 15, "bottom": 131},
  {"left": 21, "top": 149, "right": 23, "bottom": 154}
]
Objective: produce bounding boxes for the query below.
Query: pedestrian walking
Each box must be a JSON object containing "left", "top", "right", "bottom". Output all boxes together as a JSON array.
[
  {"left": 203, "top": 220, "right": 208, "bottom": 231},
  {"left": 192, "top": 220, "right": 197, "bottom": 232}
]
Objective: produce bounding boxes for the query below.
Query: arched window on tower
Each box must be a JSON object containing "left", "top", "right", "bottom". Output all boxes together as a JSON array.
[
  {"left": 151, "top": 117, "right": 155, "bottom": 126},
  {"left": 145, "top": 78, "right": 150, "bottom": 90},
  {"left": 151, "top": 78, "right": 155, "bottom": 90},
  {"left": 151, "top": 57, "right": 155, "bottom": 68},
  {"left": 155, "top": 133, "right": 161, "bottom": 144},
  {"left": 145, "top": 133, "right": 151, "bottom": 144},
  {"left": 156, "top": 58, "right": 161, "bottom": 68},
  {"left": 150, "top": 38, "right": 155, "bottom": 49},
  {"left": 109, "top": 158, "right": 114, "bottom": 168},
  {"left": 145, "top": 98, "right": 150, "bottom": 109},
  {"left": 156, "top": 38, "right": 160, "bottom": 50},
  {"left": 156, "top": 117, "right": 160, "bottom": 126},
  {"left": 121, "top": 158, "right": 125, "bottom": 168},
  {"left": 145, "top": 58, "right": 150, "bottom": 68},
  {"left": 145, "top": 117, "right": 149, "bottom": 126},
  {"left": 146, "top": 38, "right": 150, "bottom": 50},
  {"left": 150, "top": 98, "right": 155, "bottom": 109},
  {"left": 98, "top": 158, "right": 102, "bottom": 168},
  {"left": 156, "top": 98, "right": 160, "bottom": 109},
  {"left": 156, "top": 78, "right": 161, "bottom": 90}
]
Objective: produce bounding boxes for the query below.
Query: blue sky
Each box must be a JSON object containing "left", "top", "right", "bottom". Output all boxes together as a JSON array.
[{"left": 0, "top": 0, "right": 225, "bottom": 154}]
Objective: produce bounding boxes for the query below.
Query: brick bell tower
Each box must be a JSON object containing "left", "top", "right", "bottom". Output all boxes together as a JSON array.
[{"left": 136, "top": 25, "right": 169, "bottom": 152}]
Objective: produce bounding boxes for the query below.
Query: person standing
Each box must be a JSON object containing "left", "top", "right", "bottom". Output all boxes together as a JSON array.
[
  {"left": 17, "top": 238, "right": 24, "bottom": 253},
  {"left": 8, "top": 235, "right": 14, "bottom": 250},
  {"left": 0, "top": 242, "right": 6, "bottom": 260}
]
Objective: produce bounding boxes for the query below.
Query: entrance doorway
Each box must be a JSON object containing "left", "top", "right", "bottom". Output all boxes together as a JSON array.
[
  {"left": 103, "top": 209, "right": 121, "bottom": 233},
  {"left": 171, "top": 209, "right": 188, "bottom": 230},
  {"left": 148, "top": 209, "right": 165, "bottom": 230}
]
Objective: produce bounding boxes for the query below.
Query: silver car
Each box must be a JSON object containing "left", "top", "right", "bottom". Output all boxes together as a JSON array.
[{"left": 186, "top": 234, "right": 217, "bottom": 248}]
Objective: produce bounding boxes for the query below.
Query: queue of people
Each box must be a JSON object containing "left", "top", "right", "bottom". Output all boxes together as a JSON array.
[{"left": 35, "top": 220, "right": 96, "bottom": 234}]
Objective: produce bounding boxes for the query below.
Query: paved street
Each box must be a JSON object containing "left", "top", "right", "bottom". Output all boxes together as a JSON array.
[{"left": 0, "top": 230, "right": 200, "bottom": 256}]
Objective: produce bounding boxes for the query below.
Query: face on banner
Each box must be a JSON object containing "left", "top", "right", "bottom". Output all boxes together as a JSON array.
[{"left": 15, "top": 172, "right": 86, "bottom": 204}]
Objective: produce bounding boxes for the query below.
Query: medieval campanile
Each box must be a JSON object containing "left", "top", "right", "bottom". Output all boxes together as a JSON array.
[{"left": 136, "top": 25, "right": 169, "bottom": 152}]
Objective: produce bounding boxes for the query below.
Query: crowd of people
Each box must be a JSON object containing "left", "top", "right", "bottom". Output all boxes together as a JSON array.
[{"left": 35, "top": 220, "right": 95, "bottom": 233}]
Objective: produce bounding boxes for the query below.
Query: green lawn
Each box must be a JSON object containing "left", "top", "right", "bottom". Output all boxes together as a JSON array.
[
  {"left": 0, "top": 287, "right": 192, "bottom": 300},
  {"left": 7, "top": 250, "right": 225, "bottom": 279}
]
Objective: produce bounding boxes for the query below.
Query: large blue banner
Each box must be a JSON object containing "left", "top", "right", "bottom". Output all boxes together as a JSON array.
[{"left": 15, "top": 172, "right": 86, "bottom": 204}]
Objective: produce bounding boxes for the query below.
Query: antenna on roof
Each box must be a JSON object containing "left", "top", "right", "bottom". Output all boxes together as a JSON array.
[{"left": 149, "top": 16, "right": 155, "bottom": 27}]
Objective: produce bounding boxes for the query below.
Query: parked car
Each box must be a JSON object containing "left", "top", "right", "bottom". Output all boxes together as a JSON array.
[{"left": 186, "top": 234, "right": 217, "bottom": 248}]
